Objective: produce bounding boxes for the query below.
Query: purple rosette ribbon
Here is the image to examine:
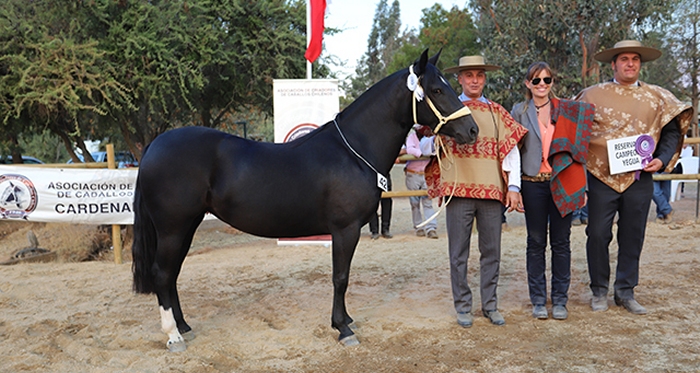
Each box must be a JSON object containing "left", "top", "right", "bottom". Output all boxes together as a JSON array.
[{"left": 634, "top": 134, "right": 655, "bottom": 180}]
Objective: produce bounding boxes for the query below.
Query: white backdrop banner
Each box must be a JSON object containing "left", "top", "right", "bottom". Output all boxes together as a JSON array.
[
  {"left": 272, "top": 79, "right": 338, "bottom": 245},
  {"left": 0, "top": 166, "right": 137, "bottom": 225},
  {"left": 272, "top": 79, "right": 339, "bottom": 143}
]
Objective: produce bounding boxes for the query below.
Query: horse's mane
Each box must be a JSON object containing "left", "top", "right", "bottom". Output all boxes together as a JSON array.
[
  {"left": 283, "top": 66, "right": 411, "bottom": 148},
  {"left": 341, "top": 67, "right": 409, "bottom": 118}
]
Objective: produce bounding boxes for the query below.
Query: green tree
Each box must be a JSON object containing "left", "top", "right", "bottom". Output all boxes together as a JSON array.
[
  {"left": 647, "top": 0, "right": 700, "bottom": 137},
  {"left": 387, "top": 4, "right": 480, "bottom": 94},
  {"left": 345, "top": 0, "right": 406, "bottom": 102},
  {"left": 470, "top": 0, "right": 676, "bottom": 109},
  {"left": 1, "top": 0, "right": 326, "bottom": 160},
  {"left": 0, "top": 0, "right": 133, "bottom": 162}
]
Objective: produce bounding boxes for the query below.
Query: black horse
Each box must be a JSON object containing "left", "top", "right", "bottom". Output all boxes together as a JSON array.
[{"left": 132, "top": 50, "right": 478, "bottom": 352}]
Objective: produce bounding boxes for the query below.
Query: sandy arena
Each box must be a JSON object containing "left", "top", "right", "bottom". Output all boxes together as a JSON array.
[{"left": 1, "top": 177, "right": 699, "bottom": 373}]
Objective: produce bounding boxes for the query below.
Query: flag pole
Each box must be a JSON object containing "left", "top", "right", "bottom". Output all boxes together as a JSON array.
[{"left": 306, "top": 0, "right": 312, "bottom": 79}]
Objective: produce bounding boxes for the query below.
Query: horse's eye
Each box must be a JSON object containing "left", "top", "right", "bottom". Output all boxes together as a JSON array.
[{"left": 433, "top": 88, "right": 442, "bottom": 95}]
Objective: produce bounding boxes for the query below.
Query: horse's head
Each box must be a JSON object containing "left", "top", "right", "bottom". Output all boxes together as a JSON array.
[{"left": 409, "top": 49, "right": 478, "bottom": 144}]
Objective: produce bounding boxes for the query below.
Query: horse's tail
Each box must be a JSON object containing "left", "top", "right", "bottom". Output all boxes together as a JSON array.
[{"left": 132, "top": 148, "right": 157, "bottom": 294}]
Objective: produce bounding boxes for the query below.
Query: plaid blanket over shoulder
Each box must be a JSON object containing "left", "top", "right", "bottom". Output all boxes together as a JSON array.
[{"left": 548, "top": 99, "right": 594, "bottom": 217}]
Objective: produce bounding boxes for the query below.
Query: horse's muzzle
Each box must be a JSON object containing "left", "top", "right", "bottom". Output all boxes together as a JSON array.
[{"left": 452, "top": 116, "right": 479, "bottom": 144}]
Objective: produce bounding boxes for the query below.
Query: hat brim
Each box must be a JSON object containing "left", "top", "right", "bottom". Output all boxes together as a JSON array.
[
  {"left": 594, "top": 46, "right": 662, "bottom": 63},
  {"left": 444, "top": 64, "right": 501, "bottom": 74}
]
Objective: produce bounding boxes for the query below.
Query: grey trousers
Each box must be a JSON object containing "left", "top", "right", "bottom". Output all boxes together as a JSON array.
[
  {"left": 446, "top": 197, "right": 502, "bottom": 313},
  {"left": 405, "top": 172, "right": 437, "bottom": 231}
]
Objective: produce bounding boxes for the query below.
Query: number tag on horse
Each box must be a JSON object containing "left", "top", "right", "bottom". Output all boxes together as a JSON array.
[{"left": 377, "top": 173, "right": 388, "bottom": 192}]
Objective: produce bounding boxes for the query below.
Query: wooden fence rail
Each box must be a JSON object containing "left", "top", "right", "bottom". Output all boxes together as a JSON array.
[{"left": 383, "top": 137, "right": 700, "bottom": 198}]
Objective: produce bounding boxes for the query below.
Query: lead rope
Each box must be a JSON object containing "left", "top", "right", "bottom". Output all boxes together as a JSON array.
[
  {"left": 406, "top": 66, "right": 470, "bottom": 229},
  {"left": 415, "top": 134, "right": 458, "bottom": 229}
]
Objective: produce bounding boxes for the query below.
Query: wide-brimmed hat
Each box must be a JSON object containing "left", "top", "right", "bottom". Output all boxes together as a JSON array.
[
  {"left": 443, "top": 56, "right": 501, "bottom": 74},
  {"left": 594, "top": 40, "right": 662, "bottom": 63}
]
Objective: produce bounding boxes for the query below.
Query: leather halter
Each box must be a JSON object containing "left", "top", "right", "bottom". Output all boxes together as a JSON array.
[{"left": 409, "top": 65, "right": 472, "bottom": 133}]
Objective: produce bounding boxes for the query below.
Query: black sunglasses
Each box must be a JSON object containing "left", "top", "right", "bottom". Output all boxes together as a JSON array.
[{"left": 531, "top": 77, "right": 552, "bottom": 85}]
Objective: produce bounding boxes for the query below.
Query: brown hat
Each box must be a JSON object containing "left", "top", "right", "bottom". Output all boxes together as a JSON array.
[
  {"left": 443, "top": 55, "right": 501, "bottom": 74},
  {"left": 594, "top": 40, "right": 662, "bottom": 63}
]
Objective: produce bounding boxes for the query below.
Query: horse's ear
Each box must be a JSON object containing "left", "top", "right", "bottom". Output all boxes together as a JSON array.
[
  {"left": 414, "top": 49, "right": 430, "bottom": 76},
  {"left": 428, "top": 49, "right": 442, "bottom": 66}
]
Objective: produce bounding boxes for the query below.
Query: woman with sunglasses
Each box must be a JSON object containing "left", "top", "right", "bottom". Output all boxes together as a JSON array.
[{"left": 511, "top": 62, "right": 594, "bottom": 321}]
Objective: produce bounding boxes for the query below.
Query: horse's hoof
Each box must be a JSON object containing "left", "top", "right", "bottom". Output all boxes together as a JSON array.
[
  {"left": 339, "top": 335, "right": 360, "bottom": 347},
  {"left": 181, "top": 330, "right": 196, "bottom": 341},
  {"left": 167, "top": 340, "right": 187, "bottom": 352},
  {"left": 348, "top": 322, "right": 358, "bottom": 330}
]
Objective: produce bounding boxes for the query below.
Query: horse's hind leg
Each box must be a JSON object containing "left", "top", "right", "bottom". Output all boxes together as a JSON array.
[
  {"left": 170, "top": 215, "right": 203, "bottom": 342},
  {"left": 170, "top": 283, "right": 195, "bottom": 341},
  {"left": 154, "top": 215, "right": 203, "bottom": 352}
]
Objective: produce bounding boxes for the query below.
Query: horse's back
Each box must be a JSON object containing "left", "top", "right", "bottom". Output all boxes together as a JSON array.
[
  {"left": 136, "top": 126, "right": 378, "bottom": 237},
  {"left": 137, "top": 127, "right": 236, "bottom": 221}
]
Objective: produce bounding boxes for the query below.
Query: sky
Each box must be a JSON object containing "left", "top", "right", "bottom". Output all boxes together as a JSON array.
[{"left": 321, "top": 0, "right": 469, "bottom": 78}]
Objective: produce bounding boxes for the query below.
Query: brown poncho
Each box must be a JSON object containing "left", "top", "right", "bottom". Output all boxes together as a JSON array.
[
  {"left": 576, "top": 82, "right": 692, "bottom": 193},
  {"left": 425, "top": 99, "right": 527, "bottom": 202}
]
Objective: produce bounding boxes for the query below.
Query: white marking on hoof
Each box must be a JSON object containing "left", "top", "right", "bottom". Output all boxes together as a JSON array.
[
  {"left": 339, "top": 335, "right": 360, "bottom": 347},
  {"left": 167, "top": 340, "right": 187, "bottom": 352},
  {"left": 160, "top": 307, "right": 186, "bottom": 351}
]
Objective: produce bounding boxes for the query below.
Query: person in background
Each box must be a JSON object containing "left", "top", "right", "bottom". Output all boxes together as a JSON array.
[
  {"left": 501, "top": 205, "right": 508, "bottom": 230},
  {"left": 572, "top": 204, "right": 588, "bottom": 226},
  {"left": 576, "top": 40, "right": 692, "bottom": 315},
  {"left": 369, "top": 177, "right": 393, "bottom": 239},
  {"left": 676, "top": 137, "right": 693, "bottom": 198},
  {"left": 511, "top": 61, "right": 593, "bottom": 320},
  {"left": 652, "top": 172, "right": 673, "bottom": 224},
  {"left": 426, "top": 55, "right": 527, "bottom": 328},
  {"left": 403, "top": 125, "right": 438, "bottom": 239}
]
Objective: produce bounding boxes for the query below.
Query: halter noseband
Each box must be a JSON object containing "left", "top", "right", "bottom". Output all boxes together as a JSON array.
[{"left": 408, "top": 65, "right": 472, "bottom": 133}]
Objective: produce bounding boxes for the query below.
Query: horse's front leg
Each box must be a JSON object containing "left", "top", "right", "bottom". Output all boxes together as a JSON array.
[{"left": 331, "top": 225, "right": 361, "bottom": 346}]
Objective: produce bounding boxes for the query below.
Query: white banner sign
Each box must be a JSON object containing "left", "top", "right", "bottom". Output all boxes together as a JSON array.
[
  {"left": 273, "top": 79, "right": 339, "bottom": 245},
  {"left": 607, "top": 135, "right": 644, "bottom": 175},
  {"left": 0, "top": 166, "right": 137, "bottom": 225},
  {"left": 273, "top": 79, "right": 339, "bottom": 143}
]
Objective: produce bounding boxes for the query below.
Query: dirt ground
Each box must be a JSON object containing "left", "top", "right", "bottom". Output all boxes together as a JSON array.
[{"left": 1, "top": 180, "right": 699, "bottom": 373}]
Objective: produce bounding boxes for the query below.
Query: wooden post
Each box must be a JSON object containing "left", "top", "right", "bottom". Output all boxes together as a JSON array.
[{"left": 106, "top": 144, "right": 123, "bottom": 264}]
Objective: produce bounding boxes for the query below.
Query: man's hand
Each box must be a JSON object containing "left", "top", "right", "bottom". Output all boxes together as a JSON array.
[
  {"left": 643, "top": 158, "right": 663, "bottom": 173},
  {"left": 505, "top": 191, "right": 524, "bottom": 213}
]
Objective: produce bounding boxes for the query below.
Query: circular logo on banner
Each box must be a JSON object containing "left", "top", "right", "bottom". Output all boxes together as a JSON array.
[
  {"left": 0, "top": 173, "right": 38, "bottom": 219},
  {"left": 284, "top": 123, "right": 319, "bottom": 143}
]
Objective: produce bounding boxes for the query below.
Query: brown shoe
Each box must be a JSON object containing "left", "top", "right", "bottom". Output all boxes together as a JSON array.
[
  {"left": 663, "top": 210, "right": 674, "bottom": 224},
  {"left": 426, "top": 230, "right": 438, "bottom": 239}
]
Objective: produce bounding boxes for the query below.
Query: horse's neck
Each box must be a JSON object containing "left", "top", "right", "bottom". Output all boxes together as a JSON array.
[{"left": 339, "top": 77, "right": 413, "bottom": 174}]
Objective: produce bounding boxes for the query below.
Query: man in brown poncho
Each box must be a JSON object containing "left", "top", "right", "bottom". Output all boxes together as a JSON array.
[{"left": 576, "top": 40, "right": 693, "bottom": 315}]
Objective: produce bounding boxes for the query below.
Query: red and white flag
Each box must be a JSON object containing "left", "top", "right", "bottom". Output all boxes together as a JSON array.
[{"left": 304, "top": 0, "right": 326, "bottom": 63}]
